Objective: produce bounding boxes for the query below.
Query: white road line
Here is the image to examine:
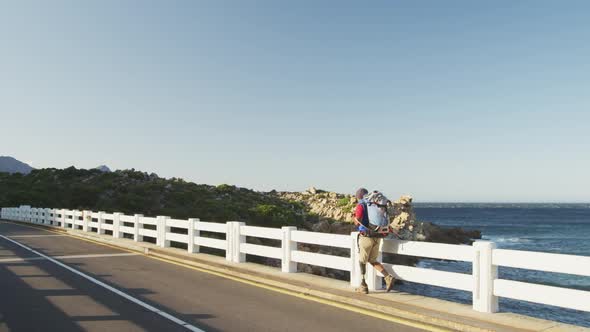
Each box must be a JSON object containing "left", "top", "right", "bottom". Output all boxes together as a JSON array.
[
  {"left": 0, "top": 257, "right": 45, "bottom": 263},
  {"left": 54, "top": 253, "right": 139, "bottom": 260},
  {"left": 9, "top": 234, "right": 67, "bottom": 238},
  {"left": 0, "top": 234, "right": 205, "bottom": 332},
  {"left": 0, "top": 252, "right": 139, "bottom": 263}
]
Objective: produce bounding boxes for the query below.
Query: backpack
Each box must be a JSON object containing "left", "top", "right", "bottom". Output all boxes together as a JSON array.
[{"left": 360, "top": 191, "right": 391, "bottom": 237}]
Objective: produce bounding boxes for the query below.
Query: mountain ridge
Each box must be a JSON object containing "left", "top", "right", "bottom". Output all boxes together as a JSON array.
[{"left": 0, "top": 156, "right": 34, "bottom": 174}]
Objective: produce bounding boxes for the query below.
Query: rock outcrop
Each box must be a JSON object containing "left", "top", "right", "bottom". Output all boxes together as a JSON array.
[{"left": 277, "top": 187, "right": 357, "bottom": 223}]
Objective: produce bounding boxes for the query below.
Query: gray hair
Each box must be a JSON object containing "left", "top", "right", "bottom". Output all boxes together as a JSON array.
[{"left": 355, "top": 188, "right": 368, "bottom": 199}]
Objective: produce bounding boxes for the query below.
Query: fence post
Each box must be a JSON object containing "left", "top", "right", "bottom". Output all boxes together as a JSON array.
[
  {"left": 225, "top": 222, "right": 233, "bottom": 261},
  {"left": 230, "top": 222, "right": 246, "bottom": 263},
  {"left": 113, "top": 212, "right": 122, "bottom": 238},
  {"left": 187, "top": 218, "right": 199, "bottom": 253},
  {"left": 156, "top": 216, "right": 167, "bottom": 247},
  {"left": 281, "top": 226, "right": 297, "bottom": 273},
  {"left": 350, "top": 232, "right": 362, "bottom": 287},
  {"left": 97, "top": 211, "right": 105, "bottom": 234},
  {"left": 61, "top": 209, "right": 67, "bottom": 228},
  {"left": 473, "top": 241, "right": 499, "bottom": 313},
  {"left": 82, "top": 211, "right": 91, "bottom": 231},
  {"left": 134, "top": 214, "right": 143, "bottom": 242}
]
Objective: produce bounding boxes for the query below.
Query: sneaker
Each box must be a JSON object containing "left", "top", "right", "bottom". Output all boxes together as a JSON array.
[
  {"left": 385, "top": 275, "right": 395, "bottom": 292},
  {"left": 356, "top": 281, "right": 369, "bottom": 294}
]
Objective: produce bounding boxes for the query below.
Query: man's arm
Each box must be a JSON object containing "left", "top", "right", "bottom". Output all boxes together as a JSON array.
[{"left": 353, "top": 217, "right": 362, "bottom": 227}]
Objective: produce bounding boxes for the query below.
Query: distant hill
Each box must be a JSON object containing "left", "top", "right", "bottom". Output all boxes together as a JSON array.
[
  {"left": 95, "top": 165, "right": 112, "bottom": 173},
  {"left": 0, "top": 156, "right": 34, "bottom": 174}
]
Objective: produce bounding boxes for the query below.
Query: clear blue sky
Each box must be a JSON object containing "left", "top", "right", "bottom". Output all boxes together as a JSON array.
[{"left": 1, "top": 1, "right": 589, "bottom": 202}]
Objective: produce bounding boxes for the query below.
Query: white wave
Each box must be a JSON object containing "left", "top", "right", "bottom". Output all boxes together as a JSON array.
[
  {"left": 482, "top": 236, "right": 532, "bottom": 244},
  {"left": 416, "top": 260, "right": 434, "bottom": 269}
]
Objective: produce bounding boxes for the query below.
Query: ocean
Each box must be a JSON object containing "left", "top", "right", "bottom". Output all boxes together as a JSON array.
[{"left": 396, "top": 204, "right": 590, "bottom": 327}]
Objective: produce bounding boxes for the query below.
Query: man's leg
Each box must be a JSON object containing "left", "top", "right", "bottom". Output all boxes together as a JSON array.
[
  {"left": 356, "top": 236, "right": 371, "bottom": 293},
  {"left": 368, "top": 238, "right": 395, "bottom": 292},
  {"left": 370, "top": 262, "right": 386, "bottom": 274}
]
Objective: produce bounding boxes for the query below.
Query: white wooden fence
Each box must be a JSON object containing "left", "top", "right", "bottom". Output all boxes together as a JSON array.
[{"left": 2, "top": 205, "right": 589, "bottom": 314}]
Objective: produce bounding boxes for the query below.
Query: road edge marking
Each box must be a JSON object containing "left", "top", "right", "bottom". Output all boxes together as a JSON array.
[{"left": 0, "top": 233, "right": 205, "bottom": 332}]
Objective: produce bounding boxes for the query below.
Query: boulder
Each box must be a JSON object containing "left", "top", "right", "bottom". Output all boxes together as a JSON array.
[{"left": 311, "top": 220, "right": 331, "bottom": 233}]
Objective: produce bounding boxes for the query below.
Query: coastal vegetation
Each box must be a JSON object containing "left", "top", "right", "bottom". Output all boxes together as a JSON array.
[{"left": 0, "top": 168, "right": 304, "bottom": 228}]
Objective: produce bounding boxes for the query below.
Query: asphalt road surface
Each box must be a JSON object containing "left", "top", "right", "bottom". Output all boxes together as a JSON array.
[{"left": 0, "top": 220, "right": 426, "bottom": 332}]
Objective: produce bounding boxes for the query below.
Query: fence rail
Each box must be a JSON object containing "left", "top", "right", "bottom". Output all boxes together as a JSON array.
[{"left": 1, "top": 205, "right": 589, "bottom": 315}]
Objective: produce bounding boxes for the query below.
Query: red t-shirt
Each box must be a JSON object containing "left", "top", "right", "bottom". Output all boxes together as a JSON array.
[{"left": 355, "top": 204, "right": 365, "bottom": 220}]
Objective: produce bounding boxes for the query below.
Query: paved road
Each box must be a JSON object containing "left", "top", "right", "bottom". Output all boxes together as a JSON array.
[{"left": 0, "top": 220, "right": 425, "bottom": 332}]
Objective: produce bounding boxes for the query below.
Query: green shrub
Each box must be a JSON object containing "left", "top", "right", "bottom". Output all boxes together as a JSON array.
[{"left": 337, "top": 197, "right": 350, "bottom": 207}]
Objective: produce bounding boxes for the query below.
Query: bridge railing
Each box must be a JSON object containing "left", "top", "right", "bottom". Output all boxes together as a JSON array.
[
  {"left": 2, "top": 205, "right": 589, "bottom": 315},
  {"left": 492, "top": 249, "right": 590, "bottom": 312}
]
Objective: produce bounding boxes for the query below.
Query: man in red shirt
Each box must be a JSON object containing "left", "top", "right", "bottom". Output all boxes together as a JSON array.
[{"left": 353, "top": 188, "right": 395, "bottom": 294}]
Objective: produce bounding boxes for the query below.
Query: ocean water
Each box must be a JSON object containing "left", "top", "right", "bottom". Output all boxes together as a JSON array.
[{"left": 395, "top": 204, "right": 590, "bottom": 327}]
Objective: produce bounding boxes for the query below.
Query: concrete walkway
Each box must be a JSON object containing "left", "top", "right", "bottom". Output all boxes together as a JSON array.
[{"left": 1, "top": 220, "right": 588, "bottom": 332}]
